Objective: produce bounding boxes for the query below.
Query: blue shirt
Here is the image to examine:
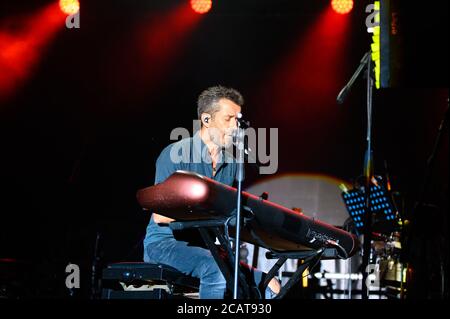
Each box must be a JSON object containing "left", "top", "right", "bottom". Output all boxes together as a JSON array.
[{"left": 143, "top": 131, "right": 237, "bottom": 260}]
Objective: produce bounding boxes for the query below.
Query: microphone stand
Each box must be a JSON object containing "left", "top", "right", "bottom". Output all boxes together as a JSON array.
[
  {"left": 336, "top": 50, "right": 374, "bottom": 299},
  {"left": 337, "top": 51, "right": 371, "bottom": 104},
  {"left": 233, "top": 120, "right": 246, "bottom": 299},
  {"left": 361, "top": 54, "right": 374, "bottom": 300}
]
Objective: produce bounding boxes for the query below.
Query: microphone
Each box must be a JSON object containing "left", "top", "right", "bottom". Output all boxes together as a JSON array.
[
  {"left": 231, "top": 115, "right": 258, "bottom": 165},
  {"left": 231, "top": 129, "right": 252, "bottom": 155},
  {"left": 231, "top": 130, "right": 253, "bottom": 156},
  {"left": 232, "top": 139, "right": 252, "bottom": 157},
  {"left": 336, "top": 50, "right": 371, "bottom": 105},
  {"left": 236, "top": 112, "right": 250, "bottom": 129}
]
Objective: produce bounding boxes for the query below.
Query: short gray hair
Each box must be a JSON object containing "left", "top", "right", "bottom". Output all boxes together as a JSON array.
[{"left": 197, "top": 85, "right": 244, "bottom": 119}]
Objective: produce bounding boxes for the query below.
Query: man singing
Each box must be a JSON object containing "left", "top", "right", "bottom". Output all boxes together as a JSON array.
[{"left": 143, "top": 85, "right": 281, "bottom": 299}]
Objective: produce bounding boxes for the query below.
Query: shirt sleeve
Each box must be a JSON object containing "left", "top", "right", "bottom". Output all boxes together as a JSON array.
[{"left": 154, "top": 144, "right": 179, "bottom": 185}]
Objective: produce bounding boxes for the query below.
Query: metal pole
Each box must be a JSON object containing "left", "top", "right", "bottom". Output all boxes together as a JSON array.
[
  {"left": 361, "top": 53, "right": 374, "bottom": 300},
  {"left": 233, "top": 127, "right": 245, "bottom": 299}
]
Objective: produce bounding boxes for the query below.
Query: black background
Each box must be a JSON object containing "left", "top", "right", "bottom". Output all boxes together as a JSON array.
[{"left": 0, "top": 0, "right": 448, "bottom": 298}]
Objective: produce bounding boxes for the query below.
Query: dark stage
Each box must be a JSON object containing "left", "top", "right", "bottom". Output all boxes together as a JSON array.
[{"left": 0, "top": 0, "right": 448, "bottom": 303}]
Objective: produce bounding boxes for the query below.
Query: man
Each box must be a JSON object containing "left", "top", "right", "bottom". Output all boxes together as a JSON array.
[{"left": 143, "top": 85, "right": 280, "bottom": 299}]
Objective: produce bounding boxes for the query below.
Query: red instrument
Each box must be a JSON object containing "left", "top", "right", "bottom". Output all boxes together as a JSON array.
[{"left": 137, "top": 171, "right": 358, "bottom": 257}]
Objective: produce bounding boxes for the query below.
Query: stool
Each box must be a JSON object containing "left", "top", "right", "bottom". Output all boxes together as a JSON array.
[{"left": 101, "top": 262, "right": 200, "bottom": 299}]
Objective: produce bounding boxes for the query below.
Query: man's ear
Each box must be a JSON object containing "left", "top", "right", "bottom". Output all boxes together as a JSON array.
[{"left": 201, "top": 113, "right": 211, "bottom": 128}]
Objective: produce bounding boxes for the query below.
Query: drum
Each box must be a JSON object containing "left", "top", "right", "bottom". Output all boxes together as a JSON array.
[{"left": 377, "top": 233, "right": 406, "bottom": 294}]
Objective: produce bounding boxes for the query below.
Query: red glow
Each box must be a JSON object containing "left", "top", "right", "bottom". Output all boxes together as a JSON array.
[
  {"left": 0, "top": 3, "right": 65, "bottom": 103},
  {"left": 143, "top": 4, "right": 201, "bottom": 89},
  {"left": 261, "top": 7, "right": 350, "bottom": 110},
  {"left": 190, "top": 0, "right": 212, "bottom": 14},
  {"left": 59, "top": 0, "right": 80, "bottom": 15},
  {"left": 254, "top": 6, "right": 351, "bottom": 154},
  {"left": 331, "top": 0, "right": 353, "bottom": 15},
  {"left": 101, "top": 3, "right": 202, "bottom": 105}
]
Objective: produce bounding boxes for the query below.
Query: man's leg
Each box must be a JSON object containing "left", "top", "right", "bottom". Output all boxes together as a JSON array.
[{"left": 146, "top": 239, "right": 227, "bottom": 299}]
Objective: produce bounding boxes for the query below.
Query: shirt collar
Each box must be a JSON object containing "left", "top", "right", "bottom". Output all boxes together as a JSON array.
[{"left": 192, "top": 131, "right": 235, "bottom": 165}]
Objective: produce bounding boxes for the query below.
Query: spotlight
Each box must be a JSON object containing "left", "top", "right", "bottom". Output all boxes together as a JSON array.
[
  {"left": 59, "top": 0, "right": 80, "bottom": 15},
  {"left": 190, "top": 0, "right": 212, "bottom": 14},
  {"left": 331, "top": 0, "right": 353, "bottom": 15}
]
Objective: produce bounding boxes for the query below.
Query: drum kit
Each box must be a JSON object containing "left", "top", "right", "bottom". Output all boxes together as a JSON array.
[
  {"left": 243, "top": 174, "right": 409, "bottom": 299},
  {"left": 371, "top": 231, "right": 407, "bottom": 298}
]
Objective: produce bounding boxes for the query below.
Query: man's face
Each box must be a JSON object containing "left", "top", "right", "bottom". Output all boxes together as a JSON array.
[{"left": 207, "top": 98, "right": 241, "bottom": 148}]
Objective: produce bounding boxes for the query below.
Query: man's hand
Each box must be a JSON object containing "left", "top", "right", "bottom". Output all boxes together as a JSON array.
[
  {"left": 268, "top": 278, "right": 281, "bottom": 295},
  {"left": 153, "top": 213, "right": 175, "bottom": 224}
]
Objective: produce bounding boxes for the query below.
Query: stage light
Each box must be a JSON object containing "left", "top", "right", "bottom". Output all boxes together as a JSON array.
[
  {"left": 0, "top": 3, "right": 65, "bottom": 103},
  {"left": 331, "top": 0, "right": 353, "bottom": 15},
  {"left": 59, "top": 0, "right": 80, "bottom": 15},
  {"left": 190, "top": 0, "right": 212, "bottom": 14}
]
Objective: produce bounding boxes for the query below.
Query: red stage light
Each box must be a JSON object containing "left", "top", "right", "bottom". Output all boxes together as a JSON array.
[
  {"left": 0, "top": 3, "right": 65, "bottom": 103},
  {"left": 190, "top": 0, "right": 212, "bottom": 14},
  {"left": 331, "top": 0, "right": 353, "bottom": 15},
  {"left": 59, "top": 0, "right": 80, "bottom": 15}
]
